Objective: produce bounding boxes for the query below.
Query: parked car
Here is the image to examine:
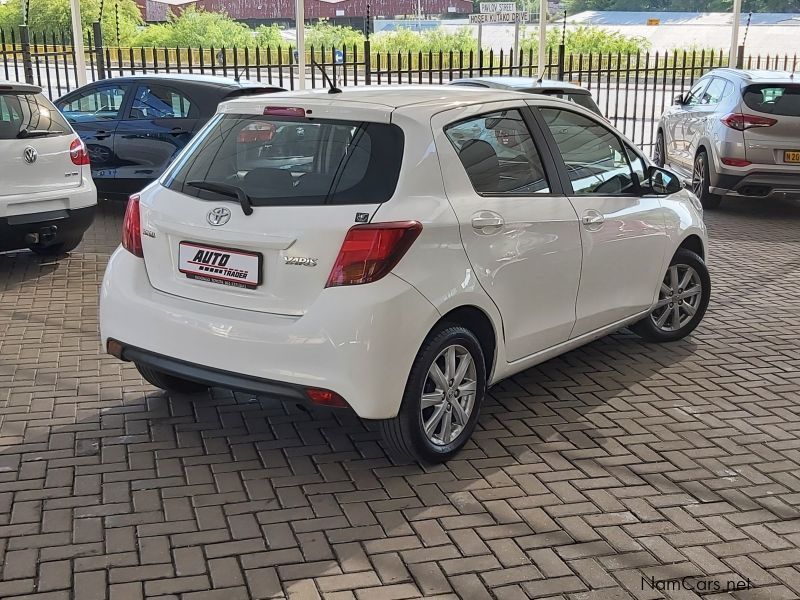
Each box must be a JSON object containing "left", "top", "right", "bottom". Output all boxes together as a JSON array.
[
  {"left": 0, "top": 81, "right": 96, "bottom": 255},
  {"left": 100, "top": 86, "right": 710, "bottom": 462},
  {"left": 449, "top": 76, "right": 603, "bottom": 116},
  {"left": 55, "top": 74, "right": 283, "bottom": 199},
  {"left": 655, "top": 68, "right": 800, "bottom": 209}
]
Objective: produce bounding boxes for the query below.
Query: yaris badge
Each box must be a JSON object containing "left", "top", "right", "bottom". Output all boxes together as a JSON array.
[
  {"left": 23, "top": 147, "right": 37, "bottom": 164},
  {"left": 207, "top": 207, "right": 231, "bottom": 226}
]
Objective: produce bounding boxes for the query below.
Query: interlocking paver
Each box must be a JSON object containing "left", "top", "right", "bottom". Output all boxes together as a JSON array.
[{"left": 2, "top": 199, "right": 800, "bottom": 598}]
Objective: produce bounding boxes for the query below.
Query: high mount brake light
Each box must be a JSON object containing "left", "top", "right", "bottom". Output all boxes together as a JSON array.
[
  {"left": 326, "top": 221, "right": 423, "bottom": 288},
  {"left": 263, "top": 107, "right": 306, "bottom": 117}
]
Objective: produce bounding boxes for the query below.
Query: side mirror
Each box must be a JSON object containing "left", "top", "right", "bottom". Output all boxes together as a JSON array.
[
  {"left": 674, "top": 93, "right": 685, "bottom": 105},
  {"left": 645, "top": 166, "right": 682, "bottom": 195}
]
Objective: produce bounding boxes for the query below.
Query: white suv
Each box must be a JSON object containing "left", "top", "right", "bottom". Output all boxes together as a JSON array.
[
  {"left": 0, "top": 82, "right": 96, "bottom": 255},
  {"left": 100, "top": 87, "right": 710, "bottom": 462}
]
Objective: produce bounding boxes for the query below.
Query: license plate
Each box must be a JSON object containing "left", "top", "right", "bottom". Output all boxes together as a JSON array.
[
  {"left": 784, "top": 150, "right": 800, "bottom": 163},
  {"left": 178, "top": 242, "right": 262, "bottom": 290}
]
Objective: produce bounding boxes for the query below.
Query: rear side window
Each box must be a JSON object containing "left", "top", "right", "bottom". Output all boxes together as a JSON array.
[
  {"left": 444, "top": 109, "right": 550, "bottom": 195},
  {"left": 131, "top": 84, "right": 195, "bottom": 119},
  {"left": 0, "top": 93, "right": 70, "bottom": 139},
  {"left": 744, "top": 84, "right": 800, "bottom": 117},
  {"left": 164, "top": 114, "right": 404, "bottom": 206},
  {"left": 542, "top": 91, "right": 602, "bottom": 116}
]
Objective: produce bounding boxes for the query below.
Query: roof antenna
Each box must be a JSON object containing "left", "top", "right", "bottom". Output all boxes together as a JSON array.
[
  {"left": 234, "top": 65, "right": 247, "bottom": 83},
  {"left": 310, "top": 58, "right": 342, "bottom": 94}
]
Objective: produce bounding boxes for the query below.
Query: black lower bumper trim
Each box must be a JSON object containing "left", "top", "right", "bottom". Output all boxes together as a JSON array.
[
  {"left": 119, "top": 343, "right": 311, "bottom": 404},
  {"left": 0, "top": 205, "right": 96, "bottom": 252}
]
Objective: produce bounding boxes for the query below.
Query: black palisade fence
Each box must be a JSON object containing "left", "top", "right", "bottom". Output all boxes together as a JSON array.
[{"left": 3, "top": 28, "right": 798, "bottom": 152}]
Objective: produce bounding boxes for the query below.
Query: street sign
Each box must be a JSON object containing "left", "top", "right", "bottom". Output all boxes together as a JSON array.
[
  {"left": 470, "top": 11, "right": 527, "bottom": 23},
  {"left": 480, "top": 2, "right": 516, "bottom": 12}
]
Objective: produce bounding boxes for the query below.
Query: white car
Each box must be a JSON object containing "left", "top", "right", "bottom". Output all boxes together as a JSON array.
[
  {"left": 0, "top": 82, "right": 96, "bottom": 255},
  {"left": 100, "top": 86, "right": 710, "bottom": 462}
]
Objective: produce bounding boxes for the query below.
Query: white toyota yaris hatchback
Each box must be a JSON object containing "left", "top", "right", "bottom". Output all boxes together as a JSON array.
[{"left": 100, "top": 86, "right": 710, "bottom": 462}]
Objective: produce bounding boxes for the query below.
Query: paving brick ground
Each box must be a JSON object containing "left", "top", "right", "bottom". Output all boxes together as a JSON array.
[{"left": 1, "top": 198, "right": 800, "bottom": 600}]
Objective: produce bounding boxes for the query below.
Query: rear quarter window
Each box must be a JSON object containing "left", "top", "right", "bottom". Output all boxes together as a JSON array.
[
  {"left": 164, "top": 114, "right": 404, "bottom": 206},
  {"left": 743, "top": 84, "right": 800, "bottom": 117},
  {"left": 0, "top": 93, "right": 71, "bottom": 139}
]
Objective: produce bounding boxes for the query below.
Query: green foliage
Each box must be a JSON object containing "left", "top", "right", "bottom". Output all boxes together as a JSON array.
[
  {"left": 255, "top": 23, "right": 285, "bottom": 47},
  {"left": 305, "top": 21, "right": 364, "bottom": 49},
  {"left": 371, "top": 27, "right": 477, "bottom": 54},
  {"left": 521, "top": 25, "right": 650, "bottom": 54},
  {"left": 0, "top": 0, "right": 141, "bottom": 44},
  {"left": 132, "top": 8, "right": 255, "bottom": 47}
]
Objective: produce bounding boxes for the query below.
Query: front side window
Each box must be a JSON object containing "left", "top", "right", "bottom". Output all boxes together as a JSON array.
[
  {"left": 700, "top": 78, "right": 728, "bottom": 105},
  {"left": 164, "top": 114, "right": 404, "bottom": 206},
  {"left": 684, "top": 80, "right": 709, "bottom": 106},
  {"left": 59, "top": 85, "right": 127, "bottom": 122},
  {"left": 540, "top": 107, "right": 639, "bottom": 196},
  {"left": 0, "top": 93, "right": 70, "bottom": 139},
  {"left": 445, "top": 109, "right": 550, "bottom": 195},
  {"left": 131, "top": 85, "right": 195, "bottom": 119}
]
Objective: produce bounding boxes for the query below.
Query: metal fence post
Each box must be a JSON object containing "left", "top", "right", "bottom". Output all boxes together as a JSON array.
[
  {"left": 364, "top": 39, "right": 371, "bottom": 85},
  {"left": 92, "top": 21, "right": 106, "bottom": 79},
  {"left": 736, "top": 45, "right": 745, "bottom": 69},
  {"left": 557, "top": 44, "right": 566, "bottom": 81},
  {"left": 19, "top": 25, "right": 35, "bottom": 84}
]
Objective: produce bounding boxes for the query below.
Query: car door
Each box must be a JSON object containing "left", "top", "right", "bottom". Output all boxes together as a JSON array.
[
  {"left": 534, "top": 105, "right": 668, "bottom": 338},
  {"left": 433, "top": 103, "right": 582, "bottom": 362},
  {"left": 114, "top": 82, "right": 201, "bottom": 194},
  {"left": 55, "top": 82, "right": 130, "bottom": 185},
  {"left": 672, "top": 78, "right": 711, "bottom": 170},
  {"left": 684, "top": 77, "right": 729, "bottom": 166}
]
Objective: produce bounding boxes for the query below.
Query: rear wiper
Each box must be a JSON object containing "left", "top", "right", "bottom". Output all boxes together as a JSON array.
[
  {"left": 17, "top": 129, "right": 53, "bottom": 139},
  {"left": 187, "top": 180, "right": 253, "bottom": 216}
]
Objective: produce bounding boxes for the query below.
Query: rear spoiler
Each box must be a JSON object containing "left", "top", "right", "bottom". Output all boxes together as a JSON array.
[
  {"left": 0, "top": 82, "right": 42, "bottom": 94},
  {"left": 222, "top": 86, "right": 286, "bottom": 101}
]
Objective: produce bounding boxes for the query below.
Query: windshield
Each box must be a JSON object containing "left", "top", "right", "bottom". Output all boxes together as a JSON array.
[
  {"left": 0, "top": 93, "right": 71, "bottom": 140},
  {"left": 164, "top": 114, "right": 404, "bottom": 206}
]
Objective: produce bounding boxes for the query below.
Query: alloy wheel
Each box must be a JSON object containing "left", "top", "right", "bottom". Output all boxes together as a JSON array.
[
  {"left": 692, "top": 156, "right": 705, "bottom": 197},
  {"left": 650, "top": 264, "right": 703, "bottom": 332},
  {"left": 420, "top": 344, "right": 477, "bottom": 446},
  {"left": 654, "top": 135, "right": 664, "bottom": 166}
]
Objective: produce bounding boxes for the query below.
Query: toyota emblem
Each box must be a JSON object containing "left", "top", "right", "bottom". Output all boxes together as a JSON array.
[
  {"left": 207, "top": 206, "right": 231, "bottom": 226},
  {"left": 23, "top": 146, "right": 37, "bottom": 164}
]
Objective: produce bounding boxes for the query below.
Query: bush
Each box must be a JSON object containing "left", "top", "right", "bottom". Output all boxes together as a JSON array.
[
  {"left": 132, "top": 8, "right": 254, "bottom": 48},
  {"left": 305, "top": 21, "right": 364, "bottom": 49},
  {"left": 521, "top": 25, "right": 650, "bottom": 55},
  {"left": 255, "top": 23, "right": 285, "bottom": 47},
  {"left": 372, "top": 27, "right": 477, "bottom": 54}
]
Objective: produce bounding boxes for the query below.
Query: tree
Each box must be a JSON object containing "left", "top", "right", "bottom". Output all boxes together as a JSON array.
[
  {"left": 0, "top": 0, "right": 142, "bottom": 44},
  {"left": 132, "top": 8, "right": 257, "bottom": 47}
]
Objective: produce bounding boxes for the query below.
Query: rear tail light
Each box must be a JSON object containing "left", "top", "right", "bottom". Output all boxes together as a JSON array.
[
  {"left": 69, "top": 137, "right": 90, "bottom": 165},
  {"left": 122, "top": 194, "right": 143, "bottom": 258},
  {"left": 238, "top": 122, "right": 275, "bottom": 143},
  {"left": 721, "top": 157, "right": 752, "bottom": 167},
  {"left": 263, "top": 106, "right": 306, "bottom": 117},
  {"left": 326, "top": 221, "right": 423, "bottom": 288},
  {"left": 721, "top": 113, "right": 778, "bottom": 131},
  {"left": 306, "top": 388, "right": 349, "bottom": 408}
]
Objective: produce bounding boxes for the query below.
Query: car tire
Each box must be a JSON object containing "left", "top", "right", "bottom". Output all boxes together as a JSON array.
[
  {"left": 136, "top": 363, "right": 210, "bottom": 394},
  {"left": 30, "top": 235, "right": 82, "bottom": 256},
  {"left": 631, "top": 248, "right": 710, "bottom": 343},
  {"left": 653, "top": 131, "right": 666, "bottom": 167},
  {"left": 692, "top": 151, "right": 722, "bottom": 209},
  {"left": 380, "top": 325, "right": 487, "bottom": 463}
]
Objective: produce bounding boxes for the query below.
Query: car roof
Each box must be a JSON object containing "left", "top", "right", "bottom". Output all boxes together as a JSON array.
[
  {"left": 234, "top": 85, "right": 535, "bottom": 110},
  {"left": 449, "top": 76, "right": 591, "bottom": 94},
  {"left": 0, "top": 80, "right": 42, "bottom": 94},
  {"left": 709, "top": 68, "right": 800, "bottom": 83},
  {"left": 94, "top": 73, "right": 280, "bottom": 89}
]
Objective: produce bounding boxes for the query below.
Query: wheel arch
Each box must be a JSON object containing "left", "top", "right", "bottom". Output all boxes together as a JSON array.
[
  {"left": 434, "top": 305, "right": 498, "bottom": 381},
  {"left": 678, "top": 233, "right": 705, "bottom": 260}
]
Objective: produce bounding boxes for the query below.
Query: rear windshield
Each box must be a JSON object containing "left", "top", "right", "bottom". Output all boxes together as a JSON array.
[
  {"left": 164, "top": 114, "right": 404, "bottom": 206},
  {"left": 541, "top": 91, "right": 602, "bottom": 116},
  {"left": 0, "top": 93, "right": 71, "bottom": 139},
  {"left": 743, "top": 84, "right": 800, "bottom": 117}
]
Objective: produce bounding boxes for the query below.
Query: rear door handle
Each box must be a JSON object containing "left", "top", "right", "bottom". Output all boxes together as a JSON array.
[
  {"left": 170, "top": 128, "right": 188, "bottom": 135},
  {"left": 471, "top": 211, "right": 504, "bottom": 231},
  {"left": 582, "top": 210, "right": 604, "bottom": 229},
  {"left": 94, "top": 130, "right": 111, "bottom": 140}
]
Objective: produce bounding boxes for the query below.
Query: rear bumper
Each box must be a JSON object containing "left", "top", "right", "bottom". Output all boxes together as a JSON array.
[
  {"left": 99, "top": 248, "right": 440, "bottom": 419},
  {"left": 0, "top": 205, "right": 96, "bottom": 252},
  {"left": 710, "top": 171, "right": 800, "bottom": 199}
]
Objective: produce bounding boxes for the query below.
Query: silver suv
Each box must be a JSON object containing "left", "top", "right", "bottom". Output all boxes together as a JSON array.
[{"left": 655, "top": 69, "right": 800, "bottom": 208}]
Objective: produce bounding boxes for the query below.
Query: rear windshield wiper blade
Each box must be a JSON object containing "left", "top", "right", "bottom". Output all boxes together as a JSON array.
[
  {"left": 17, "top": 129, "right": 54, "bottom": 139},
  {"left": 187, "top": 180, "right": 253, "bottom": 216}
]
